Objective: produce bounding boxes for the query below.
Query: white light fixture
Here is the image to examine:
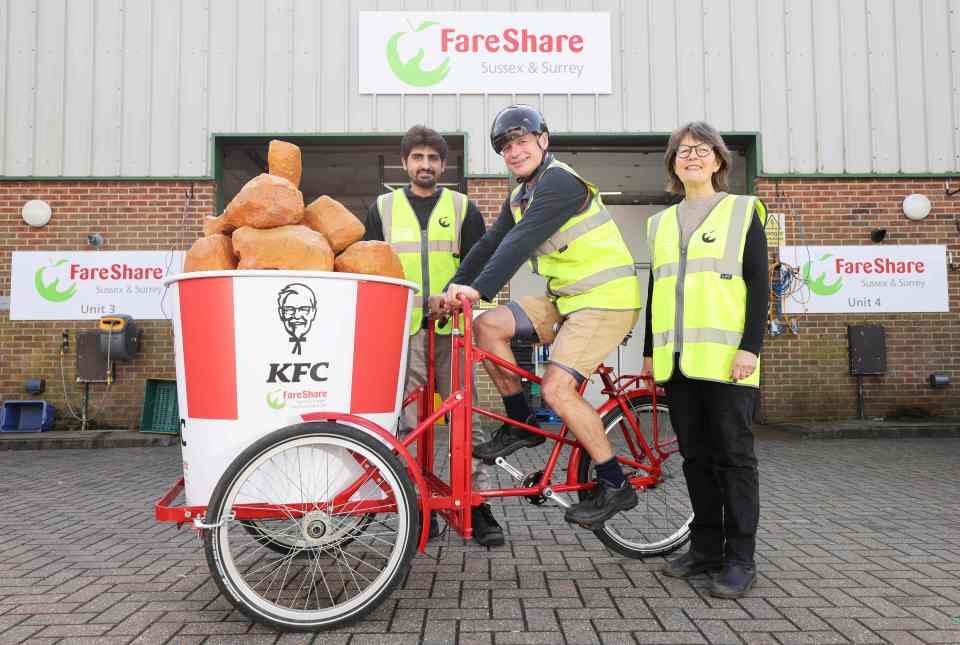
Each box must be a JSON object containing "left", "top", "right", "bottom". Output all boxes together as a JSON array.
[
  {"left": 902, "top": 193, "right": 931, "bottom": 221},
  {"left": 21, "top": 200, "right": 52, "bottom": 227}
]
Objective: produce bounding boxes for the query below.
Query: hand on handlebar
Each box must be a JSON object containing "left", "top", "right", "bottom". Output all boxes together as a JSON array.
[
  {"left": 444, "top": 284, "right": 481, "bottom": 311},
  {"left": 427, "top": 295, "right": 452, "bottom": 320}
]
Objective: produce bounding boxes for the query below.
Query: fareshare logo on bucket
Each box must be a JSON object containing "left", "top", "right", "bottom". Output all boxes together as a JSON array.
[
  {"left": 781, "top": 245, "right": 948, "bottom": 314},
  {"left": 360, "top": 12, "right": 612, "bottom": 94},
  {"left": 231, "top": 276, "right": 356, "bottom": 417},
  {"left": 10, "top": 251, "right": 183, "bottom": 320}
]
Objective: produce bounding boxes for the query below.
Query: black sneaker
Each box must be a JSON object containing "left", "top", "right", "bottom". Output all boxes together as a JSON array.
[
  {"left": 709, "top": 562, "right": 757, "bottom": 599},
  {"left": 428, "top": 512, "right": 440, "bottom": 539},
  {"left": 473, "top": 415, "right": 544, "bottom": 464},
  {"left": 563, "top": 480, "right": 638, "bottom": 527},
  {"left": 471, "top": 503, "right": 505, "bottom": 547},
  {"left": 661, "top": 551, "right": 723, "bottom": 578}
]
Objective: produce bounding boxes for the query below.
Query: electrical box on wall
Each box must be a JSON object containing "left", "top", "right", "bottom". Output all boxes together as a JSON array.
[
  {"left": 847, "top": 324, "right": 886, "bottom": 376},
  {"left": 76, "top": 331, "right": 115, "bottom": 383}
]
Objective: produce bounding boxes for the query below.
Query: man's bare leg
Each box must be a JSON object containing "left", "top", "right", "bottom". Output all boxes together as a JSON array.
[
  {"left": 471, "top": 306, "right": 546, "bottom": 462},
  {"left": 472, "top": 306, "right": 522, "bottom": 396},
  {"left": 540, "top": 365, "right": 613, "bottom": 463}
]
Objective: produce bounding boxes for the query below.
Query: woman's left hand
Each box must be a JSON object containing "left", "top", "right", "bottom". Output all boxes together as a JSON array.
[{"left": 730, "top": 350, "right": 758, "bottom": 382}]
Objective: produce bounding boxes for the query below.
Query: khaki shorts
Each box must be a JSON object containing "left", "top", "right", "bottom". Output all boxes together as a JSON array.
[{"left": 511, "top": 295, "right": 640, "bottom": 381}]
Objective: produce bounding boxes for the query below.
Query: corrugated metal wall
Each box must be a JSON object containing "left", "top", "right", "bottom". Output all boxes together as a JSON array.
[{"left": 1, "top": 0, "right": 958, "bottom": 178}]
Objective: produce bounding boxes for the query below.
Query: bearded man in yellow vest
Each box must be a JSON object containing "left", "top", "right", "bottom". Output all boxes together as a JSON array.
[
  {"left": 642, "top": 121, "right": 769, "bottom": 599},
  {"left": 443, "top": 105, "right": 642, "bottom": 530},
  {"left": 365, "top": 125, "right": 503, "bottom": 547}
]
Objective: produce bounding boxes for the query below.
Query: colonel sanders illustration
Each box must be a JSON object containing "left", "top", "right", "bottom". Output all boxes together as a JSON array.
[{"left": 277, "top": 283, "right": 317, "bottom": 355}]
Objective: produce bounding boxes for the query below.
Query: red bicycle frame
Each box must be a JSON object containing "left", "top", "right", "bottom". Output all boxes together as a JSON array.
[{"left": 397, "top": 297, "right": 667, "bottom": 543}]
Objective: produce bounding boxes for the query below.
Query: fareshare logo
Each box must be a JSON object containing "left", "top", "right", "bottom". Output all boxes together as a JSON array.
[
  {"left": 35, "top": 259, "right": 78, "bottom": 302},
  {"left": 386, "top": 20, "right": 450, "bottom": 87},
  {"left": 266, "top": 389, "right": 287, "bottom": 410},
  {"left": 802, "top": 253, "right": 843, "bottom": 296}
]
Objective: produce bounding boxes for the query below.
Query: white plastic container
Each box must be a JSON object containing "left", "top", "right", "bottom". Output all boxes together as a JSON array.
[{"left": 164, "top": 270, "right": 416, "bottom": 506}]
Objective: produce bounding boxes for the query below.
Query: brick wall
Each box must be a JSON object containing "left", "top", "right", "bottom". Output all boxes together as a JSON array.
[
  {"left": 755, "top": 177, "right": 960, "bottom": 421},
  {"left": 3, "top": 176, "right": 955, "bottom": 430},
  {"left": 0, "top": 181, "right": 215, "bottom": 429},
  {"left": 466, "top": 179, "right": 513, "bottom": 417}
]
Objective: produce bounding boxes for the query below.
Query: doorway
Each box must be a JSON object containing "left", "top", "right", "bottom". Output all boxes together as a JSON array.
[{"left": 213, "top": 134, "right": 466, "bottom": 220}]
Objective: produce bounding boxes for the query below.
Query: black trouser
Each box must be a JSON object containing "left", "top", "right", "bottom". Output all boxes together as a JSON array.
[{"left": 664, "top": 356, "right": 759, "bottom": 564}]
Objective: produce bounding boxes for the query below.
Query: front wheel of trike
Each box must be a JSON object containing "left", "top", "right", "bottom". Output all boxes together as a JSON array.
[
  {"left": 575, "top": 392, "right": 693, "bottom": 558},
  {"left": 203, "top": 422, "right": 419, "bottom": 632}
]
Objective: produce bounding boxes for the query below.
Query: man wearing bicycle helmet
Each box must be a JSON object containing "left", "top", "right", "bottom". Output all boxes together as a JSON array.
[{"left": 441, "top": 105, "right": 642, "bottom": 528}]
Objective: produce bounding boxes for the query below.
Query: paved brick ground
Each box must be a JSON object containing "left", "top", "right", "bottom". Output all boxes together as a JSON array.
[{"left": 1, "top": 436, "right": 958, "bottom": 644}]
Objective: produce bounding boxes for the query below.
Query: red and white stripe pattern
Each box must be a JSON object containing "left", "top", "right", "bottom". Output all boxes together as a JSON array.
[{"left": 176, "top": 275, "right": 411, "bottom": 421}]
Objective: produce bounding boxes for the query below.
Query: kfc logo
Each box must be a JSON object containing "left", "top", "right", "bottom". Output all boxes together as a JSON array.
[{"left": 277, "top": 283, "right": 317, "bottom": 355}]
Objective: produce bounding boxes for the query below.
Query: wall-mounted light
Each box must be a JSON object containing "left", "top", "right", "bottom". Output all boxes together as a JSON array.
[
  {"left": 902, "top": 193, "right": 931, "bottom": 220},
  {"left": 928, "top": 372, "right": 951, "bottom": 388},
  {"left": 22, "top": 200, "right": 52, "bottom": 227}
]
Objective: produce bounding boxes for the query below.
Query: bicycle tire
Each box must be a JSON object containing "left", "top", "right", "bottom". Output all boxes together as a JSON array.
[
  {"left": 575, "top": 392, "right": 692, "bottom": 558},
  {"left": 203, "top": 422, "right": 419, "bottom": 632}
]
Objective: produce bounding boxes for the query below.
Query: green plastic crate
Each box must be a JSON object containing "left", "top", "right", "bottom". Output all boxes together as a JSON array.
[{"left": 139, "top": 379, "right": 180, "bottom": 434}]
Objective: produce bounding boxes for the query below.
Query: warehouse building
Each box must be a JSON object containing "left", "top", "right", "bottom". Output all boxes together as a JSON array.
[{"left": 1, "top": 0, "right": 958, "bottom": 428}]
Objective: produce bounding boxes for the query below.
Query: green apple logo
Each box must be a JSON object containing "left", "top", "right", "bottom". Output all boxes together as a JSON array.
[
  {"left": 802, "top": 253, "right": 843, "bottom": 296},
  {"left": 266, "top": 389, "right": 286, "bottom": 410},
  {"left": 35, "top": 259, "right": 78, "bottom": 302},
  {"left": 386, "top": 20, "right": 450, "bottom": 87}
]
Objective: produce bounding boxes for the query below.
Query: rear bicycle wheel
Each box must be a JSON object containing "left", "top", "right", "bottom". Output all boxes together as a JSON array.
[
  {"left": 204, "top": 422, "right": 419, "bottom": 632},
  {"left": 240, "top": 512, "right": 374, "bottom": 555},
  {"left": 576, "top": 392, "right": 692, "bottom": 558}
]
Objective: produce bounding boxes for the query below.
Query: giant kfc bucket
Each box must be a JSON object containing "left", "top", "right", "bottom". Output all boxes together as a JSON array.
[{"left": 164, "top": 270, "right": 417, "bottom": 506}]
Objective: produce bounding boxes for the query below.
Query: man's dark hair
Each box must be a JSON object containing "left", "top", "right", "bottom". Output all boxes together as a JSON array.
[{"left": 400, "top": 125, "right": 448, "bottom": 161}]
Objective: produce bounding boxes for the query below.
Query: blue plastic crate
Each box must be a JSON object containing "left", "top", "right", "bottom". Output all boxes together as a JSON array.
[
  {"left": 534, "top": 407, "right": 562, "bottom": 425},
  {"left": 1, "top": 400, "right": 56, "bottom": 432}
]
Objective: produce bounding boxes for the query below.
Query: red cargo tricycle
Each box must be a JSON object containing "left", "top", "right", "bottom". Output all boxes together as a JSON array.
[{"left": 156, "top": 293, "right": 690, "bottom": 632}]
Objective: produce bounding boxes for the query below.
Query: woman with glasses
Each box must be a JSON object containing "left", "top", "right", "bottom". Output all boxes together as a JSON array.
[{"left": 640, "top": 121, "right": 769, "bottom": 598}]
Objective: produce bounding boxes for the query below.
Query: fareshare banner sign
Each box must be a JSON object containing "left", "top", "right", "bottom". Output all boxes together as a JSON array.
[
  {"left": 359, "top": 12, "right": 611, "bottom": 94},
  {"left": 780, "top": 245, "right": 948, "bottom": 313},
  {"left": 10, "top": 251, "right": 183, "bottom": 320}
]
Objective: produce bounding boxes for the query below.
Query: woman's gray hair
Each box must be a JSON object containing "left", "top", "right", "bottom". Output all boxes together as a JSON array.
[{"left": 664, "top": 121, "right": 732, "bottom": 196}]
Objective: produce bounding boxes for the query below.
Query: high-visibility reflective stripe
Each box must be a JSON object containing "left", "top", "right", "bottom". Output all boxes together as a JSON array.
[
  {"left": 412, "top": 295, "right": 423, "bottom": 307},
  {"left": 549, "top": 264, "right": 635, "bottom": 296},
  {"left": 653, "top": 256, "right": 744, "bottom": 280},
  {"left": 647, "top": 211, "right": 665, "bottom": 257},
  {"left": 391, "top": 240, "right": 456, "bottom": 253},
  {"left": 380, "top": 192, "right": 395, "bottom": 234},
  {"left": 451, "top": 191, "right": 466, "bottom": 256},
  {"left": 651, "top": 327, "right": 743, "bottom": 348},
  {"left": 726, "top": 195, "right": 753, "bottom": 263},
  {"left": 652, "top": 263, "right": 678, "bottom": 280},
  {"left": 533, "top": 209, "right": 614, "bottom": 257}
]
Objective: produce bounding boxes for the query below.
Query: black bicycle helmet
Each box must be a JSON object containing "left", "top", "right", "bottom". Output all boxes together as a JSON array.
[{"left": 490, "top": 104, "right": 549, "bottom": 154}]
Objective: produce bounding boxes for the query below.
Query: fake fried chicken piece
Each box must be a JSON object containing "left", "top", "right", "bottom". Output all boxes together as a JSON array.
[
  {"left": 302, "top": 196, "right": 365, "bottom": 253},
  {"left": 334, "top": 241, "right": 404, "bottom": 280},
  {"left": 183, "top": 234, "right": 237, "bottom": 272},
  {"left": 232, "top": 225, "right": 334, "bottom": 271}
]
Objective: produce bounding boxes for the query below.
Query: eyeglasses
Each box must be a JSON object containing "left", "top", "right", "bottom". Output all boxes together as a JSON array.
[
  {"left": 676, "top": 144, "right": 713, "bottom": 159},
  {"left": 280, "top": 306, "right": 313, "bottom": 318}
]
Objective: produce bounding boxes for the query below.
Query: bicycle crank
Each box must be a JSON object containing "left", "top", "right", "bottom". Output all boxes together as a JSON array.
[{"left": 492, "top": 458, "right": 571, "bottom": 508}]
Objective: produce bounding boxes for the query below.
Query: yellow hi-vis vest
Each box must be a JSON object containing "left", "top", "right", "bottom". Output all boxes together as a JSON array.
[
  {"left": 647, "top": 194, "right": 767, "bottom": 387},
  {"left": 510, "top": 159, "right": 641, "bottom": 315},
  {"left": 378, "top": 187, "right": 468, "bottom": 335}
]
